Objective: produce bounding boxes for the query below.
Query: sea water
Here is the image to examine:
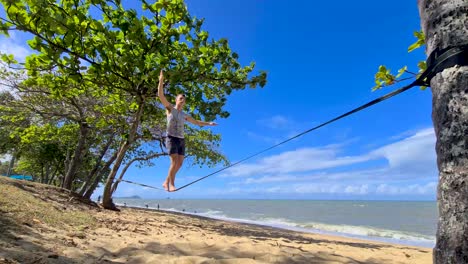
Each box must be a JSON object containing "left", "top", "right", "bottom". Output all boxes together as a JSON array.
[{"left": 113, "top": 199, "right": 437, "bottom": 248}]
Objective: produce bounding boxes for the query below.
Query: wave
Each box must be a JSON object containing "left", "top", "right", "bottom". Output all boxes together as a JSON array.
[
  {"left": 114, "top": 201, "right": 435, "bottom": 248},
  {"left": 193, "top": 212, "right": 435, "bottom": 248},
  {"left": 299, "top": 221, "right": 435, "bottom": 245}
]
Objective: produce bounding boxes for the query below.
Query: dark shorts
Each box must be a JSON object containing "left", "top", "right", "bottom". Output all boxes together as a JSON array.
[{"left": 166, "top": 136, "right": 185, "bottom": 155}]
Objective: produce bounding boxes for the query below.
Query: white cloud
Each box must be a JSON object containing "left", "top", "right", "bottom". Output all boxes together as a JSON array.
[
  {"left": 257, "top": 115, "right": 292, "bottom": 130},
  {"left": 244, "top": 175, "right": 305, "bottom": 184},
  {"left": 250, "top": 115, "right": 320, "bottom": 144},
  {"left": 371, "top": 128, "right": 436, "bottom": 174},
  {"left": 202, "top": 182, "right": 436, "bottom": 196},
  {"left": 249, "top": 115, "right": 303, "bottom": 143},
  {"left": 246, "top": 131, "right": 279, "bottom": 144},
  {"left": 240, "top": 169, "right": 387, "bottom": 185},
  {"left": 344, "top": 184, "right": 369, "bottom": 195},
  {"left": 0, "top": 33, "right": 32, "bottom": 63},
  {"left": 224, "top": 144, "right": 376, "bottom": 177},
  {"left": 224, "top": 128, "right": 436, "bottom": 181},
  {"left": 286, "top": 183, "right": 369, "bottom": 195},
  {"left": 220, "top": 128, "right": 438, "bottom": 197},
  {"left": 0, "top": 33, "right": 32, "bottom": 92},
  {"left": 375, "top": 182, "right": 437, "bottom": 195}
]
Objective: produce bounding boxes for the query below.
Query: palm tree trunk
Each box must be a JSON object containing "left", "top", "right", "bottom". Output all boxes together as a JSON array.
[{"left": 417, "top": 1, "right": 468, "bottom": 263}]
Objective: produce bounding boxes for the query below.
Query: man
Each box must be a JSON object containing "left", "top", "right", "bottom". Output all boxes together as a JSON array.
[{"left": 158, "top": 70, "right": 217, "bottom": 192}]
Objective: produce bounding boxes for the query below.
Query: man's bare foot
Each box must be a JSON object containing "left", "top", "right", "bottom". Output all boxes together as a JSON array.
[
  {"left": 169, "top": 184, "right": 176, "bottom": 192},
  {"left": 162, "top": 182, "right": 169, "bottom": 191}
]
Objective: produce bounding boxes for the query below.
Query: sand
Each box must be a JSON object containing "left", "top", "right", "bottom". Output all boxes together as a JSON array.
[{"left": 0, "top": 205, "right": 432, "bottom": 264}]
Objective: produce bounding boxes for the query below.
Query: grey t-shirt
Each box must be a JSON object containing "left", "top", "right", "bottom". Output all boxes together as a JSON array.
[{"left": 167, "top": 107, "right": 186, "bottom": 138}]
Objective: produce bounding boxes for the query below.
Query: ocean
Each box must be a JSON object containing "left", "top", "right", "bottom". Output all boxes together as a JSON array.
[{"left": 113, "top": 199, "right": 437, "bottom": 248}]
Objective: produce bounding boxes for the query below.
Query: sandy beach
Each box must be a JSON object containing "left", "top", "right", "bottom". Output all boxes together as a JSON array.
[{"left": 0, "top": 178, "right": 433, "bottom": 264}]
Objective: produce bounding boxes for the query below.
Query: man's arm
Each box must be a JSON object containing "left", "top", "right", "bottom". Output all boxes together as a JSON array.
[
  {"left": 185, "top": 115, "right": 218, "bottom": 127},
  {"left": 157, "top": 70, "right": 172, "bottom": 111}
]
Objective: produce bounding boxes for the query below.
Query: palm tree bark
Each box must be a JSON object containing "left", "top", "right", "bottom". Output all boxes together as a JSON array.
[{"left": 417, "top": 1, "right": 468, "bottom": 263}]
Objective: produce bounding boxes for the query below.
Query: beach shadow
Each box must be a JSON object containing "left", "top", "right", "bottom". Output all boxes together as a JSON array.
[
  {"left": 114, "top": 208, "right": 432, "bottom": 264},
  {"left": 150, "top": 211, "right": 390, "bottom": 250},
  {"left": 4, "top": 179, "right": 98, "bottom": 209},
  {"left": 0, "top": 178, "right": 100, "bottom": 264},
  {"left": 204, "top": 222, "right": 387, "bottom": 250},
  {"left": 0, "top": 212, "right": 82, "bottom": 264},
  {"left": 87, "top": 241, "right": 390, "bottom": 264},
  {"left": 0, "top": 207, "right": 423, "bottom": 264}
]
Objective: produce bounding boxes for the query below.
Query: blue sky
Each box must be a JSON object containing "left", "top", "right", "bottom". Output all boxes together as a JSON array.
[{"left": 0, "top": 1, "right": 437, "bottom": 200}]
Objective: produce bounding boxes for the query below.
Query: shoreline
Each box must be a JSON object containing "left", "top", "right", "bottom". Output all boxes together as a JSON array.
[
  {"left": 117, "top": 203, "right": 436, "bottom": 249},
  {"left": 105, "top": 206, "right": 433, "bottom": 263},
  {"left": 0, "top": 178, "right": 433, "bottom": 263}
]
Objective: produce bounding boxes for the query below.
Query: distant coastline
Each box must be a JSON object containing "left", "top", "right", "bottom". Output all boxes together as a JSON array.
[{"left": 114, "top": 195, "right": 142, "bottom": 199}]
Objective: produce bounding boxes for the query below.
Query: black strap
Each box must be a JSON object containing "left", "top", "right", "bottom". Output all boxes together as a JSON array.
[
  {"left": 416, "top": 43, "right": 468, "bottom": 86},
  {"left": 116, "top": 179, "right": 165, "bottom": 191}
]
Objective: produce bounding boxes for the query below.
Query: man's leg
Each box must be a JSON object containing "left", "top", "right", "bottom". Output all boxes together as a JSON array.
[
  {"left": 163, "top": 154, "right": 179, "bottom": 191},
  {"left": 170, "top": 155, "right": 185, "bottom": 191}
]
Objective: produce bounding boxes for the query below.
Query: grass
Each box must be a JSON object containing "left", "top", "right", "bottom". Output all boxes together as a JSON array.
[{"left": 0, "top": 177, "right": 96, "bottom": 231}]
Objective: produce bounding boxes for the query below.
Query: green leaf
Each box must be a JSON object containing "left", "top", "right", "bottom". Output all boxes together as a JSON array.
[
  {"left": 408, "top": 30, "right": 425, "bottom": 52},
  {"left": 417, "top": 61, "right": 427, "bottom": 72},
  {"left": 396, "top": 66, "right": 407, "bottom": 78},
  {"left": 154, "top": 1, "right": 164, "bottom": 10},
  {"left": 408, "top": 41, "right": 422, "bottom": 52},
  {"left": 0, "top": 53, "right": 17, "bottom": 64},
  {"left": 0, "top": 20, "right": 11, "bottom": 36}
]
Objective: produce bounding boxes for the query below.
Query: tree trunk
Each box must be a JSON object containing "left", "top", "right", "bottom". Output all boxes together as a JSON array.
[
  {"left": 78, "top": 134, "right": 115, "bottom": 196},
  {"left": 82, "top": 151, "right": 119, "bottom": 199},
  {"left": 110, "top": 158, "right": 133, "bottom": 195},
  {"left": 102, "top": 142, "right": 131, "bottom": 209},
  {"left": 6, "top": 154, "right": 15, "bottom": 177},
  {"left": 47, "top": 168, "right": 58, "bottom": 185},
  {"left": 63, "top": 122, "right": 89, "bottom": 190},
  {"left": 111, "top": 152, "right": 166, "bottom": 195},
  {"left": 44, "top": 164, "right": 51, "bottom": 184},
  {"left": 102, "top": 102, "right": 145, "bottom": 210},
  {"left": 62, "top": 148, "right": 71, "bottom": 186},
  {"left": 417, "top": 1, "right": 468, "bottom": 263},
  {"left": 83, "top": 171, "right": 105, "bottom": 200}
]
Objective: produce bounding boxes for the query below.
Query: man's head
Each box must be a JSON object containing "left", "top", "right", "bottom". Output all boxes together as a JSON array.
[{"left": 175, "top": 94, "right": 186, "bottom": 107}]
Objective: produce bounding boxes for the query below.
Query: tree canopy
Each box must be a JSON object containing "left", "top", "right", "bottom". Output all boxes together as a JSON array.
[{"left": 0, "top": 0, "right": 267, "bottom": 207}]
